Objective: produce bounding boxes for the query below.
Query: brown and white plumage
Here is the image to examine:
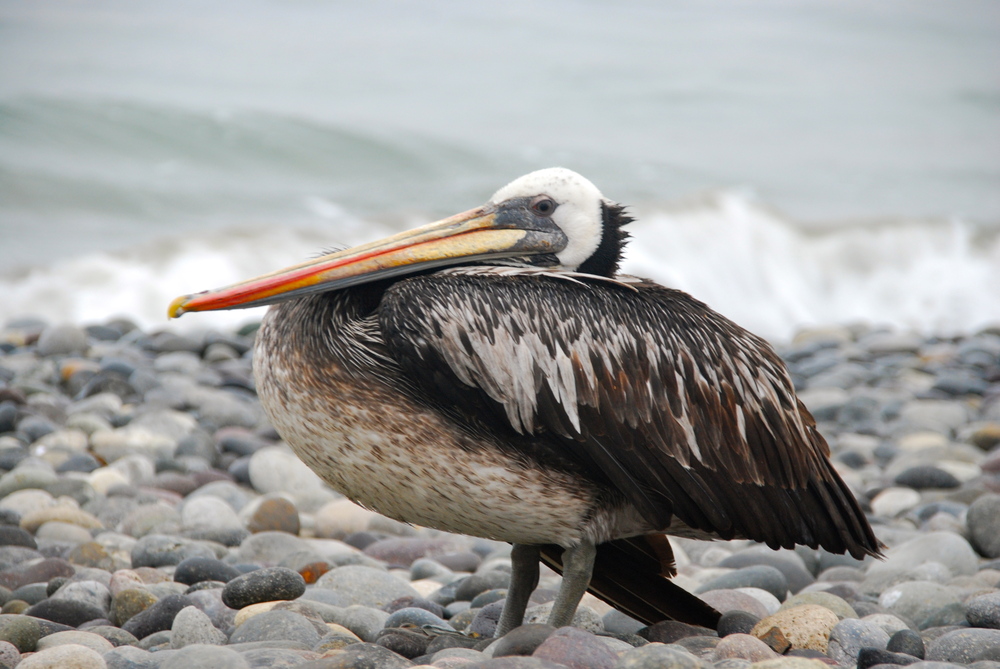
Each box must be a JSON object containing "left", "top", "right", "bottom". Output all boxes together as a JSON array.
[{"left": 170, "top": 168, "right": 880, "bottom": 634}]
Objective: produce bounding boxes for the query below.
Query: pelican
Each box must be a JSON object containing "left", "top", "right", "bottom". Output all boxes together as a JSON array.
[{"left": 170, "top": 168, "right": 880, "bottom": 636}]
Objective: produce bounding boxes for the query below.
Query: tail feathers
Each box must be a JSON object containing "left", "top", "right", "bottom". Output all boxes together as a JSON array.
[{"left": 539, "top": 535, "right": 721, "bottom": 630}]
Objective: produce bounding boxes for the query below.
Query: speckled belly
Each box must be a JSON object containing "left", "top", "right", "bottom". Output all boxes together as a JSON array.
[{"left": 255, "top": 339, "right": 599, "bottom": 547}]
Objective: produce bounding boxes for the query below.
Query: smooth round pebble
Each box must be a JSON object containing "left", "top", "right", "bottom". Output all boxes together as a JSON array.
[
  {"left": 173, "top": 556, "right": 242, "bottom": 585},
  {"left": 35, "top": 629, "right": 114, "bottom": 654},
  {"left": 19, "top": 644, "right": 106, "bottom": 669},
  {"left": 159, "top": 643, "right": 251, "bottom": 669},
  {"left": 170, "top": 605, "right": 227, "bottom": 648},
  {"left": 965, "top": 591, "right": 1000, "bottom": 629},
  {"left": 719, "top": 610, "right": 761, "bottom": 637},
  {"left": 856, "top": 648, "right": 921, "bottom": 669},
  {"left": 699, "top": 589, "right": 771, "bottom": 618},
  {"left": 617, "top": 643, "right": 702, "bottom": 669},
  {"left": 826, "top": 618, "right": 891, "bottom": 665},
  {"left": 229, "top": 609, "right": 320, "bottom": 645},
  {"left": 714, "top": 633, "right": 779, "bottom": 662},
  {"left": 926, "top": 628, "right": 1000, "bottom": 663},
  {"left": 532, "top": 626, "right": 617, "bottom": 669},
  {"left": 314, "top": 565, "right": 419, "bottom": 608},
  {"left": 122, "top": 594, "right": 192, "bottom": 639},
  {"left": 696, "top": 565, "right": 789, "bottom": 602},
  {"left": 221, "top": 566, "right": 305, "bottom": 609},
  {"left": 245, "top": 496, "right": 300, "bottom": 535},
  {"left": 877, "top": 581, "right": 962, "bottom": 627},
  {"left": 887, "top": 628, "right": 925, "bottom": 658}
]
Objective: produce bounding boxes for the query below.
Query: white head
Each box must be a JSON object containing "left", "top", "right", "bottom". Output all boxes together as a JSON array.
[{"left": 489, "top": 167, "right": 606, "bottom": 271}]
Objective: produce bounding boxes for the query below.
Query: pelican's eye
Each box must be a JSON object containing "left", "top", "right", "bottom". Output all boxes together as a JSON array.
[{"left": 530, "top": 196, "right": 558, "bottom": 217}]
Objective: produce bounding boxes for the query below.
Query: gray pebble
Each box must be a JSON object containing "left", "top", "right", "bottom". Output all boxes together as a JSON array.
[
  {"left": 159, "top": 644, "right": 251, "bottom": 669},
  {"left": 131, "top": 534, "right": 216, "bottom": 568},
  {"left": 617, "top": 643, "right": 702, "bottom": 669},
  {"left": 221, "top": 566, "right": 305, "bottom": 609},
  {"left": 384, "top": 606, "right": 452, "bottom": 630},
  {"left": 888, "top": 628, "right": 925, "bottom": 659},
  {"left": 695, "top": 565, "right": 789, "bottom": 602},
  {"left": 313, "top": 642, "right": 414, "bottom": 668},
  {"left": 103, "top": 645, "right": 160, "bottom": 669},
  {"left": 894, "top": 466, "right": 961, "bottom": 490},
  {"left": 718, "top": 547, "right": 815, "bottom": 594},
  {"left": 968, "top": 494, "right": 1000, "bottom": 558},
  {"left": 314, "top": 565, "right": 419, "bottom": 608},
  {"left": 329, "top": 604, "right": 390, "bottom": 642},
  {"left": 228, "top": 609, "right": 320, "bottom": 646},
  {"left": 37, "top": 324, "right": 88, "bottom": 356},
  {"left": 50, "top": 579, "right": 111, "bottom": 616},
  {"left": 827, "top": 618, "right": 891, "bottom": 665},
  {"left": 170, "top": 605, "right": 227, "bottom": 648},
  {"left": 966, "top": 592, "right": 1000, "bottom": 629},
  {"left": 926, "top": 628, "right": 1000, "bottom": 663}
]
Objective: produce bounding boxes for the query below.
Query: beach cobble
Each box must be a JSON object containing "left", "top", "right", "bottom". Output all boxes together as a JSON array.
[{"left": 1, "top": 318, "right": 999, "bottom": 667}]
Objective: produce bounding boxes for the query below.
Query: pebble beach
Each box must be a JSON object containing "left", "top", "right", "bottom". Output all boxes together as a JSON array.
[{"left": 0, "top": 316, "right": 999, "bottom": 669}]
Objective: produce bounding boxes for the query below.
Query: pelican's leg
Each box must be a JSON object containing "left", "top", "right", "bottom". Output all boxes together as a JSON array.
[
  {"left": 494, "top": 543, "right": 540, "bottom": 637},
  {"left": 546, "top": 539, "right": 596, "bottom": 628}
]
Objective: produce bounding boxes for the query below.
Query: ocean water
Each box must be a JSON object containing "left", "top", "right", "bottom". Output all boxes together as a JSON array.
[{"left": 1, "top": 0, "right": 998, "bottom": 342}]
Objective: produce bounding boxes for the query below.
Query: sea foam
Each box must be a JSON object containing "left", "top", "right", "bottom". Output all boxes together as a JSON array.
[{"left": 2, "top": 193, "right": 998, "bottom": 343}]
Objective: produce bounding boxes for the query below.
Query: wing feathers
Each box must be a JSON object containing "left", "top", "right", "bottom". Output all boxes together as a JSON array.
[{"left": 380, "top": 271, "right": 879, "bottom": 558}]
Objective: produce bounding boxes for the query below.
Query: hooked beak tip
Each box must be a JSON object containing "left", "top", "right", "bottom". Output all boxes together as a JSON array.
[{"left": 168, "top": 295, "right": 191, "bottom": 319}]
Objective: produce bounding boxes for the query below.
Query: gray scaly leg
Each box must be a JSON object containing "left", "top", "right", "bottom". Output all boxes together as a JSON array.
[
  {"left": 494, "top": 544, "right": 540, "bottom": 637},
  {"left": 546, "top": 539, "right": 596, "bottom": 628}
]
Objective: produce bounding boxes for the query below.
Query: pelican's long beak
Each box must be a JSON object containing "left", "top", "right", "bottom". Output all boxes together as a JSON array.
[{"left": 168, "top": 204, "right": 566, "bottom": 318}]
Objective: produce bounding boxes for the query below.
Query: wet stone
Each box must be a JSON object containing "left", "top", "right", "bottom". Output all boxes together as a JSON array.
[
  {"left": 241, "top": 647, "right": 321, "bottom": 668},
  {"left": 383, "top": 595, "right": 446, "bottom": 618},
  {"left": 122, "top": 593, "right": 192, "bottom": 639},
  {"left": 602, "top": 609, "right": 644, "bottom": 636},
  {"left": 894, "top": 465, "right": 961, "bottom": 490},
  {"left": 86, "top": 624, "right": 139, "bottom": 647},
  {"left": 0, "top": 526, "right": 37, "bottom": 549},
  {"left": 965, "top": 591, "right": 1000, "bottom": 629},
  {"left": 314, "top": 565, "right": 420, "bottom": 608},
  {"left": 17, "top": 643, "right": 107, "bottom": 669},
  {"left": 827, "top": 618, "right": 891, "bottom": 665},
  {"left": 170, "top": 605, "right": 227, "bottom": 648},
  {"left": 718, "top": 610, "right": 761, "bottom": 637},
  {"left": 11, "top": 583, "right": 47, "bottom": 605},
  {"left": 718, "top": 549, "right": 815, "bottom": 594},
  {"left": 245, "top": 496, "right": 300, "bottom": 535},
  {"left": 306, "top": 641, "right": 414, "bottom": 668},
  {"left": 384, "top": 606, "right": 451, "bottom": 630},
  {"left": 454, "top": 570, "right": 511, "bottom": 602},
  {"left": 967, "top": 494, "right": 1000, "bottom": 558},
  {"left": 221, "top": 566, "right": 305, "bottom": 609},
  {"left": 0, "top": 613, "right": 42, "bottom": 652},
  {"left": 174, "top": 556, "right": 242, "bottom": 585},
  {"left": 376, "top": 627, "right": 432, "bottom": 658},
  {"left": 926, "top": 628, "right": 1000, "bottom": 663},
  {"left": 533, "top": 626, "right": 618, "bottom": 669},
  {"left": 491, "top": 623, "right": 556, "bottom": 657},
  {"left": 131, "top": 534, "right": 215, "bottom": 568},
  {"left": 159, "top": 644, "right": 251, "bottom": 669},
  {"left": 229, "top": 609, "right": 320, "bottom": 646},
  {"left": 617, "top": 643, "right": 702, "bottom": 669},
  {"left": 0, "top": 557, "right": 75, "bottom": 590},
  {"left": 695, "top": 565, "right": 789, "bottom": 602},
  {"left": 712, "top": 633, "right": 778, "bottom": 662},
  {"left": 887, "top": 629, "right": 924, "bottom": 658},
  {"left": 34, "top": 629, "right": 114, "bottom": 654},
  {"left": 856, "top": 647, "right": 921, "bottom": 669}
]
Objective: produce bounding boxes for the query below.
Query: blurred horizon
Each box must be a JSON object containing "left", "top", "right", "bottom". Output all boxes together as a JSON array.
[{"left": 1, "top": 0, "right": 999, "bottom": 338}]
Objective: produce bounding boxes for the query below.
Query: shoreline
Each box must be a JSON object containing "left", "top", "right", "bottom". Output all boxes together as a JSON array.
[{"left": 0, "top": 316, "right": 998, "bottom": 666}]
